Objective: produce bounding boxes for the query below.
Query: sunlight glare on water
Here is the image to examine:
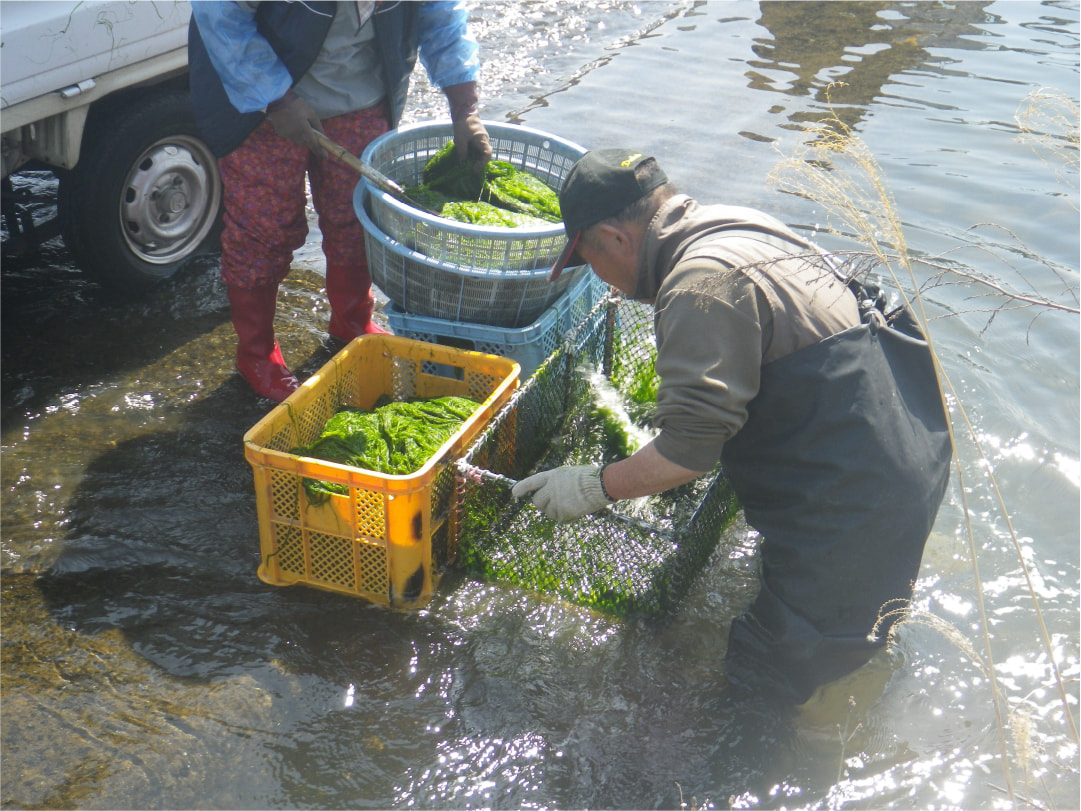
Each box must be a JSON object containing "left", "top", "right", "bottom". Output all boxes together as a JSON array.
[{"left": 0, "top": 1, "right": 1077, "bottom": 809}]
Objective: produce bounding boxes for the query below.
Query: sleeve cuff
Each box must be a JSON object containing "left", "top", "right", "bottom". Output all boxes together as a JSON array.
[
  {"left": 597, "top": 465, "right": 617, "bottom": 503},
  {"left": 652, "top": 431, "right": 724, "bottom": 474},
  {"left": 582, "top": 467, "right": 614, "bottom": 508}
]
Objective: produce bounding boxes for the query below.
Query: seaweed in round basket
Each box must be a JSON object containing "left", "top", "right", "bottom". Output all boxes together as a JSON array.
[
  {"left": 441, "top": 200, "right": 550, "bottom": 228},
  {"left": 405, "top": 140, "right": 563, "bottom": 226}
]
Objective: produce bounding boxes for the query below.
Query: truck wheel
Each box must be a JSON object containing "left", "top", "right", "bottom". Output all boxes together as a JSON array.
[{"left": 60, "top": 88, "right": 223, "bottom": 293}]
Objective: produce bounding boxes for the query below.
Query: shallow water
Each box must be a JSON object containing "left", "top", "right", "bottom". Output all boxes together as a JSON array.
[{"left": 2, "top": 2, "right": 1078, "bottom": 809}]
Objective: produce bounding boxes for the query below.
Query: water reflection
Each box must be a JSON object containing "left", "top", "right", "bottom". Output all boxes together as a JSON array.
[{"left": 748, "top": 1, "right": 996, "bottom": 132}]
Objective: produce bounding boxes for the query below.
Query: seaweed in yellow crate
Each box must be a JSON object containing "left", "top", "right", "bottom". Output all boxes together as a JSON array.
[
  {"left": 296, "top": 395, "right": 479, "bottom": 504},
  {"left": 405, "top": 140, "right": 563, "bottom": 227}
]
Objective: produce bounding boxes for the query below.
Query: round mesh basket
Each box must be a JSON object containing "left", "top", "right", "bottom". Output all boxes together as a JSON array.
[
  {"left": 359, "top": 120, "right": 586, "bottom": 271},
  {"left": 355, "top": 186, "right": 589, "bottom": 328}
]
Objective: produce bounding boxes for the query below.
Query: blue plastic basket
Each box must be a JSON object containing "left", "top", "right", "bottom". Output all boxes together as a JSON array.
[
  {"left": 353, "top": 120, "right": 591, "bottom": 327},
  {"left": 361, "top": 120, "right": 585, "bottom": 268},
  {"left": 356, "top": 186, "right": 589, "bottom": 328},
  {"left": 386, "top": 271, "right": 609, "bottom": 378}
]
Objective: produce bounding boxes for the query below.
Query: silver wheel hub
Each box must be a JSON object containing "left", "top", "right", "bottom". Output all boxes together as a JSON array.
[{"left": 120, "top": 136, "right": 221, "bottom": 265}]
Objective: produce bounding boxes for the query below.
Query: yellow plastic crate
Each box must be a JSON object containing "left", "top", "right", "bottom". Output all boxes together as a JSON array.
[{"left": 243, "top": 334, "right": 520, "bottom": 609}]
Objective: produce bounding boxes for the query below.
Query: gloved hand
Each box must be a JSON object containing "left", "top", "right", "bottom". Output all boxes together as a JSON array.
[
  {"left": 266, "top": 90, "right": 324, "bottom": 156},
  {"left": 512, "top": 465, "right": 614, "bottom": 522},
  {"left": 443, "top": 81, "right": 491, "bottom": 171}
]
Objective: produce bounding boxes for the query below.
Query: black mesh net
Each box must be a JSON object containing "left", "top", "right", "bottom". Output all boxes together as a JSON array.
[{"left": 450, "top": 291, "right": 740, "bottom": 618}]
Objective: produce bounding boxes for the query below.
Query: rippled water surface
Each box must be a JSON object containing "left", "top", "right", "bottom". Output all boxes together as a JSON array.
[{"left": 2, "top": 2, "right": 1078, "bottom": 809}]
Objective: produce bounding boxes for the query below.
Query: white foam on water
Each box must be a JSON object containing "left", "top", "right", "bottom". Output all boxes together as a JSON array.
[{"left": 582, "top": 364, "right": 655, "bottom": 456}]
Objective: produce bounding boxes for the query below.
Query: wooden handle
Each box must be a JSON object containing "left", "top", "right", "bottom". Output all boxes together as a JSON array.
[{"left": 313, "top": 130, "right": 408, "bottom": 198}]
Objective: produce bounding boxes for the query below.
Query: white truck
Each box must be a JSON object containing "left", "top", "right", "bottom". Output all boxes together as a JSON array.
[{"left": 1, "top": 0, "right": 222, "bottom": 291}]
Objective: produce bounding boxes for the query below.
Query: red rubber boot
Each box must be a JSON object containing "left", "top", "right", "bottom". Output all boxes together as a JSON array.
[
  {"left": 326, "top": 259, "right": 388, "bottom": 342},
  {"left": 227, "top": 284, "right": 300, "bottom": 402}
]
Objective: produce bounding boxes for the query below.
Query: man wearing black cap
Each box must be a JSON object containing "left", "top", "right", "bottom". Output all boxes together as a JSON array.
[{"left": 513, "top": 148, "right": 953, "bottom": 703}]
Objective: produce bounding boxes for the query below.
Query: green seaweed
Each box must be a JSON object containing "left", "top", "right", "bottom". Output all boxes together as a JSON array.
[
  {"left": 455, "top": 297, "right": 741, "bottom": 618},
  {"left": 456, "top": 401, "right": 731, "bottom": 617},
  {"left": 407, "top": 140, "right": 563, "bottom": 227},
  {"left": 486, "top": 169, "right": 562, "bottom": 222},
  {"left": 591, "top": 402, "right": 643, "bottom": 459},
  {"left": 403, "top": 185, "right": 452, "bottom": 214},
  {"left": 441, "top": 200, "right": 551, "bottom": 228},
  {"left": 296, "top": 396, "right": 479, "bottom": 504},
  {"left": 627, "top": 352, "right": 660, "bottom": 404},
  {"left": 422, "top": 140, "right": 485, "bottom": 199},
  {"left": 610, "top": 329, "right": 660, "bottom": 424}
]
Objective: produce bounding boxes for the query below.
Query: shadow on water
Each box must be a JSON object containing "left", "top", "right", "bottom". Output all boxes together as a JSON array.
[
  {"left": 25, "top": 337, "right": 412, "bottom": 680},
  {"left": 12, "top": 370, "right": 446, "bottom": 805},
  {"left": 31, "top": 372, "right": 301, "bottom": 669},
  {"left": 0, "top": 251, "right": 231, "bottom": 432},
  {"left": 25, "top": 378, "right": 801, "bottom": 805},
  {"left": 14, "top": 359, "right": 801, "bottom": 807},
  {"left": 747, "top": 0, "right": 998, "bottom": 130}
]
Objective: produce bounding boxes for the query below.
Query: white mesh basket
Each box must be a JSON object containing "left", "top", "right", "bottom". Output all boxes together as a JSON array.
[
  {"left": 355, "top": 187, "right": 589, "bottom": 327},
  {"left": 359, "top": 120, "right": 586, "bottom": 271}
]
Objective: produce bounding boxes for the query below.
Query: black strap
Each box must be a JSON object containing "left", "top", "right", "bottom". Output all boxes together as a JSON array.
[{"left": 847, "top": 277, "right": 888, "bottom": 323}]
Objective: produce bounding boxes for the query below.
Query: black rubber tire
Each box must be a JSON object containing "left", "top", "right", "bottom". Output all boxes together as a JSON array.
[{"left": 59, "top": 88, "right": 223, "bottom": 293}]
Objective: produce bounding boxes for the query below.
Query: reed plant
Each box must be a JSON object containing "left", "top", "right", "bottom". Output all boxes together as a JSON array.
[{"left": 767, "top": 83, "right": 1080, "bottom": 807}]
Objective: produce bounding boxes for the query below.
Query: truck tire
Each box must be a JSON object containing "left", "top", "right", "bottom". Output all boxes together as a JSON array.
[{"left": 60, "top": 88, "right": 223, "bottom": 293}]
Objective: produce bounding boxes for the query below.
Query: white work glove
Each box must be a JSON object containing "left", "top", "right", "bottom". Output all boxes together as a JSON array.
[{"left": 512, "top": 465, "right": 615, "bottom": 522}]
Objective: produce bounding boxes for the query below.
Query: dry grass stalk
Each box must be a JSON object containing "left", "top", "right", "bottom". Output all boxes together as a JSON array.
[
  {"left": 1015, "top": 87, "right": 1080, "bottom": 211},
  {"left": 768, "top": 86, "right": 1081, "bottom": 803}
]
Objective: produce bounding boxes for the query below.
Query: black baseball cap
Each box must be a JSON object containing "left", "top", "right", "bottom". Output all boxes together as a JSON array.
[{"left": 549, "top": 148, "right": 668, "bottom": 281}]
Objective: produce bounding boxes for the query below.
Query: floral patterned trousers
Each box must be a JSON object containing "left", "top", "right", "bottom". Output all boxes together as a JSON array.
[{"left": 217, "top": 102, "right": 389, "bottom": 290}]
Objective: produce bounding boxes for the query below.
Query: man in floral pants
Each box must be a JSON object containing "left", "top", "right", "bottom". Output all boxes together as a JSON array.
[{"left": 189, "top": 1, "right": 491, "bottom": 400}]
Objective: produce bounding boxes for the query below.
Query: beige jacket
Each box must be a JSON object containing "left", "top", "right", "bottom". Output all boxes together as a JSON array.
[{"left": 638, "top": 195, "right": 861, "bottom": 471}]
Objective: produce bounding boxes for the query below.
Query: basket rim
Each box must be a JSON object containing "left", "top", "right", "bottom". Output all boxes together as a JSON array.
[
  {"left": 355, "top": 185, "right": 589, "bottom": 281},
  {"left": 242, "top": 333, "right": 521, "bottom": 486},
  {"left": 385, "top": 271, "right": 598, "bottom": 340},
  {"left": 360, "top": 119, "right": 587, "bottom": 239}
]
